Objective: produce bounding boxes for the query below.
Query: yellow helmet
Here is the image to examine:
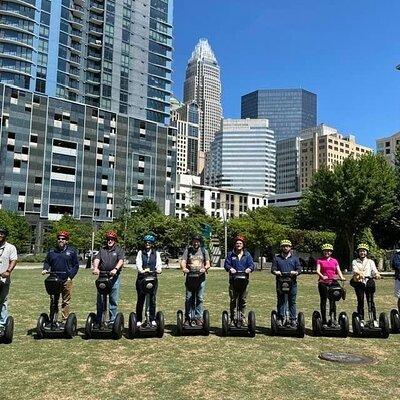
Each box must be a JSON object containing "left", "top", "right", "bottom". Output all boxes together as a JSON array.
[
  {"left": 357, "top": 243, "right": 369, "bottom": 252},
  {"left": 321, "top": 243, "right": 334, "bottom": 251},
  {"left": 280, "top": 239, "right": 292, "bottom": 247}
]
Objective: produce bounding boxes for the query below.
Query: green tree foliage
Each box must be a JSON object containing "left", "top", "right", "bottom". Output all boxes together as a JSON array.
[
  {"left": 43, "top": 214, "right": 92, "bottom": 253},
  {"left": 296, "top": 153, "right": 398, "bottom": 265},
  {"left": 0, "top": 210, "right": 30, "bottom": 252}
]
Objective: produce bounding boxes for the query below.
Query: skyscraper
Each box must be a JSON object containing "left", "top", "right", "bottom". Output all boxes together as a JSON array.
[
  {"left": 183, "top": 38, "right": 222, "bottom": 161},
  {"left": 0, "top": 0, "right": 173, "bottom": 124},
  {"left": 241, "top": 89, "right": 317, "bottom": 140},
  {"left": 205, "top": 119, "right": 276, "bottom": 195}
]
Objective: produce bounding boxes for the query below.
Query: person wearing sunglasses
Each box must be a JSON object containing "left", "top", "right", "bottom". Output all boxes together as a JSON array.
[
  {"left": 92, "top": 231, "right": 124, "bottom": 325},
  {"left": 42, "top": 230, "right": 79, "bottom": 321}
]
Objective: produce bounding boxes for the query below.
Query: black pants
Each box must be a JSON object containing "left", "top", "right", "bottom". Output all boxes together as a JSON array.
[
  {"left": 352, "top": 281, "right": 376, "bottom": 320},
  {"left": 318, "top": 282, "right": 336, "bottom": 324},
  {"left": 135, "top": 277, "right": 158, "bottom": 322}
]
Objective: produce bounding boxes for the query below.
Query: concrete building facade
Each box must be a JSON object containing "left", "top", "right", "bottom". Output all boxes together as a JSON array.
[{"left": 376, "top": 131, "right": 400, "bottom": 164}]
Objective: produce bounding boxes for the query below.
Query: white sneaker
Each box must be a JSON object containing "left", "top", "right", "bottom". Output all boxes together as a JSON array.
[
  {"left": 373, "top": 320, "right": 379, "bottom": 328},
  {"left": 151, "top": 320, "right": 157, "bottom": 327},
  {"left": 360, "top": 320, "right": 365, "bottom": 328},
  {"left": 136, "top": 321, "right": 142, "bottom": 327}
]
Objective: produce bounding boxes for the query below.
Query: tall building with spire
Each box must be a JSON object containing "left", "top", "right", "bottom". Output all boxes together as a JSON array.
[{"left": 183, "top": 38, "right": 222, "bottom": 171}]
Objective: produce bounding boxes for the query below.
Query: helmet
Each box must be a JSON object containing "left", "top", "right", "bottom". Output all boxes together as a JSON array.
[
  {"left": 280, "top": 239, "right": 292, "bottom": 247},
  {"left": 144, "top": 234, "right": 156, "bottom": 243},
  {"left": 357, "top": 243, "right": 369, "bottom": 252},
  {"left": 105, "top": 230, "right": 118, "bottom": 241},
  {"left": 0, "top": 227, "right": 9, "bottom": 236},
  {"left": 234, "top": 235, "right": 246, "bottom": 245},
  {"left": 321, "top": 243, "right": 334, "bottom": 251},
  {"left": 57, "top": 230, "right": 70, "bottom": 240},
  {"left": 191, "top": 235, "right": 202, "bottom": 242}
]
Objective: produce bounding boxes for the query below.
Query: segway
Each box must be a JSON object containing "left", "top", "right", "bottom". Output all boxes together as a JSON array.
[
  {"left": 176, "top": 271, "right": 210, "bottom": 336},
  {"left": 312, "top": 279, "right": 349, "bottom": 337},
  {"left": 270, "top": 272, "right": 305, "bottom": 337},
  {"left": 0, "top": 279, "right": 14, "bottom": 344},
  {"left": 36, "top": 272, "right": 77, "bottom": 339},
  {"left": 221, "top": 272, "right": 256, "bottom": 337},
  {"left": 352, "top": 277, "right": 390, "bottom": 338},
  {"left": 128, "top": 269, "right": 164, "bottom": 338},
  {"left": 85, "top": 271, "right": 124, "bottom": 339},
  {"left": 390, "top": 308, "right": 400, "bottom": 333}
]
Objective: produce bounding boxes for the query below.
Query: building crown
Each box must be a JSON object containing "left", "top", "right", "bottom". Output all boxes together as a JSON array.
[{"left": 188, "top": 38, "right": 218, "bottom": 64}]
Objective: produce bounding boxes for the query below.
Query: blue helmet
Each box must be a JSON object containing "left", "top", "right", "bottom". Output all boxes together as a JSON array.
[{"left": 144, "top": 234, "right": 156, "bottom": 243}]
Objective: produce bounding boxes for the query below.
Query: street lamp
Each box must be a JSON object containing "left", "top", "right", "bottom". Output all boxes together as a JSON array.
[{"left": 221, "top": 201, "right": 228, "bottom": 258}]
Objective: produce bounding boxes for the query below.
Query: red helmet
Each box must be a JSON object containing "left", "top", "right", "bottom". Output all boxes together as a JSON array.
[
  {"left": 57, "top": 230, "right": 70, "bottom": 240},
  {"left": 105, "top": 230, "right": 118, "bottom": 241},
  {"left": 234, "top": 235, "right": 246, "bottom": 245}
]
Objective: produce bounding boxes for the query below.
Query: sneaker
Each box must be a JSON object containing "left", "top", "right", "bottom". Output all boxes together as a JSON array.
[
  {"left": 290, "top": 320, "right": 297, "bottom": 328},
  {"left": 277, "top": 319, "right": 283, "bottom": 327},
  {"left": 151, "top": 320, "right": 157, "bottom": 327},
  {"left": 136, "top": 321, "right": 142, "bottom": 328},
  {"left": 373, "top": 320, "right": 379, "bottom": 328},
  {"left": 184, "top": 319, "right": 190, "bottom": 327},
  {"left": 360, "top": 320, "right": 365, "bottom": 328},
  {"left": 195, "top": 318, "right": 203, "bottom": 326}
]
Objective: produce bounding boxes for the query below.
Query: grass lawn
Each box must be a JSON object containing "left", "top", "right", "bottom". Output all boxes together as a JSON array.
[{"left": 2, "top": 267, "right": 400, "bottom": 400}]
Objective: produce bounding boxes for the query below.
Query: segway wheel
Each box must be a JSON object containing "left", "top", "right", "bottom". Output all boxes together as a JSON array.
[
  {"left": 270, "top": 310, "right": 278, "bottom": 336},
  {"left": 390, "top": 309, "right": 400, "bottom": 333},
  {"left": 112, "top": 313, "right": 124, "bottom": 340},
  {"left": 85, "top": 312, "right": 96, "bottom": 339},
  {"left": 352, "top": 312, "right": 362, "bottom": 337},
  {"left": 221, "top": 311, "right": 229, "bottom": 336},
  {"left": 3, "top": 316, "right": 14, "bottom": 344},
  {"left": 202, "top": 309, "right": 210, "bottom": 336},
  {"left": 36, "top": 313, "right": 49, "bottom": 340},
  {"left": 338, "top": 312, "right": 349, "bottom": 338},
  {"left": 248, "top": 311, "right": 256, "bottom": 337},
  {"left": 176, "top": 310, "right": 183, "bottom": 336},
  {"left": 297, "top": 312, "right": 305, "bottom": 338},
  {"left": 312, "top": 310, "right": 322, "bottom": 336},
  {"left": 156, "top": 311, "right": 165, "bottom": 338},
  {"left": 379, "top": 312, "right": 390, "bottom": 339},
  {"left": 128, "top": 312, "right": 137, "bottom": 339},
  {"left": 64, "top": 313, "right": 77, "bottom": 339}
]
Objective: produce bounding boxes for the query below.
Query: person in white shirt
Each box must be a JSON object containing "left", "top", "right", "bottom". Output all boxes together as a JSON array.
[
  {"left": 351, "top": 243, "right": 381, "bottom": 325},
  {"left": 0, "top": 227, "right": 18, "bottom": 328},
  {"left": 135, "top": 234, "right": 162, "bottom": 327}
]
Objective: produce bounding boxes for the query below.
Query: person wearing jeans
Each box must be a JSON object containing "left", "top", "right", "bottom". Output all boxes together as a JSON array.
[
  {"left": 271, "top": 239, "right": 302, "bottom": 327},
  {"left": 93, "top": 231, "right": 124, "bottom": 324},
  {"left": 224, "top": 235, "right": 254, "bottom": 323},
  {"left": 180, "top": 235, "right": 210, "bottom": 325},
  {"left": 135, "top": 234, "right": 162, "bottom": 327},
  {"left": 0, "top": 227, "right": 18, "bottom": 328}
]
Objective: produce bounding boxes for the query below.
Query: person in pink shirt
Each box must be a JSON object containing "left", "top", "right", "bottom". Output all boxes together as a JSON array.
[{"left": 316, "top": 244, "right": 345, "bottom": 325}]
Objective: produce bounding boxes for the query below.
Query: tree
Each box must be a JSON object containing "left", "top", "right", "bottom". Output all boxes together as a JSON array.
[
  {"left": 135, "top": 198, "right": 161, "bottom": 215},
  {"left": 0, "top": 210, "right": 30, "bottom": 253},
  {"left": 297, "top": 154, "right": 398, "bottom": 265}
]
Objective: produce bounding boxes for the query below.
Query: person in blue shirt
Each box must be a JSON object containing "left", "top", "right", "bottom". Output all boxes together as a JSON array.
[
  {"left": 42, "top": 230, "right": 80, "bottom": 321},
  {"left": 224, "top": 235, "right": 254, "bottom": 323},
  {"left": 271, "top": 239, "right": 302, "bottom": 327}
]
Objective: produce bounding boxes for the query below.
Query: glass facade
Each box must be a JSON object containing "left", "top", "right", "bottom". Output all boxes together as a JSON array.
[
  {"left": 205, "top": 119, "right": 276, "bottom": 195},
  {"left": 241, "top": 89, "right": 317, "bottom": 140},
  {"left": 0, "top": 0, "right": 173, "bottom": 125},
  {"left": 276, "top": 137, "right": 301, "bottom": 194}
]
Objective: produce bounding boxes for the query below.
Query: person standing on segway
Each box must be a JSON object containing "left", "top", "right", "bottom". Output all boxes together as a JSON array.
[
  {"left": 350, "top": 243, "right": 381, "bottom": 327},
  {"left": 224, "top": 235, "right": 254, "bottom": 324},
  {"left": 42, "top": 230, "right": 79, "bottom": 321},
  {"left": 271, "top": 240, "right": 302, "bottom": 327},
  {"left": 0, "top": 227, "right": 18, "bottom": 330},
  {"left": 316, "top": 243, "right": 345, "bottom": 326},
  {"left": 135, "top": 234, "right": 162, "bottom": 327},
  {"left": 92, "top": 231, "right": 124, "bottom": 325},
  {"left": 180, "top": 235, "right": 211, "bottom": 326}
]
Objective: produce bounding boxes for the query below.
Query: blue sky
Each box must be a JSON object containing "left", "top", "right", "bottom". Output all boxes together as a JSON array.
[{"left": 172, "top": 0, "right": 400, "bottom": 148}]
